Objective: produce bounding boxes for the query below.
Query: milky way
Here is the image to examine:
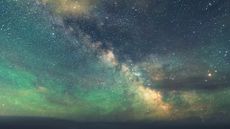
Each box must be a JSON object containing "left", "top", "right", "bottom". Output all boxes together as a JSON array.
[{"left": 0, "top": 0, "right": 230, "bottom": 122}]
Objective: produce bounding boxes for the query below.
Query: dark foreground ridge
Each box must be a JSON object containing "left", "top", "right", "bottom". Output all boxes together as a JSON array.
[{"left": 0, "top": 116, "right": 229, "bottom": 129}]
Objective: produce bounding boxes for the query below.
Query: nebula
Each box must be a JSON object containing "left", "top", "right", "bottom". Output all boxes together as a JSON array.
[{"left": 0, "top": 0, "right": 229, "bottom": 123}]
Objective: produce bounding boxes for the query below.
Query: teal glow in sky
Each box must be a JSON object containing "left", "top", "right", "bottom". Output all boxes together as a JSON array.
[{"left": 0, "top": 0, "right": 230, "bottom": 122}]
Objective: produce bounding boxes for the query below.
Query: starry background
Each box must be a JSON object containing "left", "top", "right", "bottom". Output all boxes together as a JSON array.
[{"left": 0, "top": 0, "right": 230, "bottom": 123}]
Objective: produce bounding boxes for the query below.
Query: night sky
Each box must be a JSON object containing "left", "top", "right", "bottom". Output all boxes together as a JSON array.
[{"left": 0, "top": 0, "right": 230, "bottom": 123}]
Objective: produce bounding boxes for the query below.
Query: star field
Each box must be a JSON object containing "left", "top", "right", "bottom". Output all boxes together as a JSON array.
[{"left": 0, "top": 0, "right": 229, "bottom": 122}]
